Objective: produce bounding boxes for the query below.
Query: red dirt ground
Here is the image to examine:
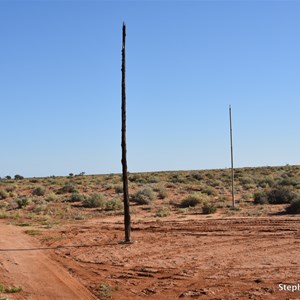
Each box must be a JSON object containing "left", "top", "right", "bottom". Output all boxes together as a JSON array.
[
  {"left": 1, "top": 214, "right": 300, "bottom": 299},
  {"left": 0, "top": 221, "right": 96, "bottom": 300}
]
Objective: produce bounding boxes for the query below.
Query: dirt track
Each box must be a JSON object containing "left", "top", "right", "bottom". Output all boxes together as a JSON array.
[
  {"left": 42, "top": 215, "right": 300, "bottom": 299},
  {"left": 2, "top": 216, "right": 300, "bottom": 299},
  {"left": 0, "top": 221, "right": 96, "bottom": 300}
]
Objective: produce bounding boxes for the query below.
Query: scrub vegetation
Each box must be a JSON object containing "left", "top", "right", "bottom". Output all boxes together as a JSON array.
[{"left": 0, "top": 165, "right": 300, "bottom": 228}]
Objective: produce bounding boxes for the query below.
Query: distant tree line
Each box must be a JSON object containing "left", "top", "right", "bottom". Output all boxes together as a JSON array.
[
  {"left": 1, "top": 175, "right": 25, "bottom": 180},
  {"left": 0, "top": 172, "right": 86, "bottom": 181}
]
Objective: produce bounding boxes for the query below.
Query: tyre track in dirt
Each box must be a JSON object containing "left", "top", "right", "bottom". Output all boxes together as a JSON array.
[
  {"left": 0, "top": 221, "right": 96, "bottom": 300},
  {"left": 38, "top": 216, "right": 300, "bottom": 299}
]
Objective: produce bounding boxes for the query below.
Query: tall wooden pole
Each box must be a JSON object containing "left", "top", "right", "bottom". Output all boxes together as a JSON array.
[
  {"left": 229, "top": 105, "right": 235, "bottom": 208},
  {"left": 121, "top": 22, "right": 131, "bottom": 242}
]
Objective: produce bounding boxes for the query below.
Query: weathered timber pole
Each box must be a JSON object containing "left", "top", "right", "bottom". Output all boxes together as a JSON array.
[
  {"left": 229, "top": 105, "right": 235, "bottom": 208},
  {"left": 121, "top": 22, "right": 131, "bottom": 242}
]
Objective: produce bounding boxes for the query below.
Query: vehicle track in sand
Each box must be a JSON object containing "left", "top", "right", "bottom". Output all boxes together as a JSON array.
[
  {"left": 0, "top": 221, "right": 96, "bottom": 300},
  {"left": 44, "top": 216, "right": 300, "bottom": 299}
]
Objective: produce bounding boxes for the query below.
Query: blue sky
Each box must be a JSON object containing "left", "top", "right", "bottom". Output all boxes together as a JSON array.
[{"left": 0, "top": 0, "right": 299, "bottom": 177}]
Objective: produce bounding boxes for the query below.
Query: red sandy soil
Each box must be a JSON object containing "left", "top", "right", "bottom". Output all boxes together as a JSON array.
[
  {"left": 0, "top": 221, "right": 96, "bottom": 300},
  {"left": 1, "top": 214, "right": 300, "bottom": 299}
]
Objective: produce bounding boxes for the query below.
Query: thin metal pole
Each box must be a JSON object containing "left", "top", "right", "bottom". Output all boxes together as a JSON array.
[
  {"left": 229, "top": 105, "right": 235, "bottom": 208},
  {"left": 121, "top": 22, "right": 131, "bottom": 242}
]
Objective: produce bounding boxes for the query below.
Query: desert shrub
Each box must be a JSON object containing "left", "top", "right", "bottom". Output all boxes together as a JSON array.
[
  {"left": 103, "top": 183, "right": 114, "bottom": 190},
  {"left": 5, "top": 186, "right": 16, "bottom": 193},
  {"left": 148, "top": 176, "right": 160, "bottom": 183},
  {"left": 244, "top": 183, "right": 256, "bottom": 190},
  {"left": 202, "top": 202, "right": 217, "bottom": 214},
  {"left": 46, "top": 192, "right": 58, "bottom": 202},
  {"left": 286, "top": 198, "right": 300, "bottom": 214},
  {"left": 68, "top": 192, "right": 85, "bottom": 202},
  {"left": 0, "top": 284, "right": 22, "bottom": 293},
  {"left": 217, "top": 196, "right": 230, "bottom": 203},
  {"left": 32, "top": 186, "right": 46, "bottom": 196},
  {"left": 202, "top": 187, "right": 217, "bottom": 196},
  {"left": 171, "top": 174, "right": 186, "bottom": 183},
  {"left": 0, "top": 209, "right": 10, "bottom": 219},
  {"left": 82, "top": 193, "right": 105, "bottom": 208},
  {"left": 277, "top": 178, "right": 299, "bottom": 187},
  {"left": 73, "top": 213, "right": 86, "bottom": 220},
  {"left": 147, "top": 176, "right": 159, "bottom": 183},
  {"left": 16, "top": 197, "right": 30, "bottom": 208},
  {"left": 191, "top": 172, "right": 203, "bottom": 181},
  {"left": 57, "top": 184, "right": 77, "bottom": 194},
  {"left": 155, "top": 209, "right": 169, "bottom": 217},
  {"left": 260, "top": 168, "right": 272, "bottom": 176},
  {"left": 253, "top": 191, "right": 269, "bottom": 205},
  {"left": 244, "top": 193, "right": 253, "bottom": 200},
  {"left": 267, "top": 187, "right": 297, "bottom": 204},
  {"left": 114, "top": 184, "right": 123, "bottom": 194},
  {"left": 0, "top": 190, "right": 8, "bottom": 200},
  {"left": 239, "top": 176, "right": 255, "bottom": 185},
  {"left": 0, "top": 200, "right": 8, "bottom": 209},
  {"left": 205, "top": 173, "right": 214, "bottom": 179},
  {"left": 257, "top": 177, "right": 275, "bottom": 188},
  {"left": 105, "top": 198, "right": 122, "bottom": 210},
  {"left": 179, "top": 193, "right": 205, "bottom": 208},
  {"left": 9, "top": 191, "right": 17, "bottom": 198},
  {"left": 253, "top": 188, "right": 297, "bottom": 205},
  {"left": 30, "top": 178, "right": 39, "bottom": 183},
  {"left": 157, "top": 187, "right": 168, "bottom": 199},
  {"left": 209, "top": 180, "right": 223, "bottom": 188},
  {"left": 129, "top": 174, "right": 145, "bottom": 183},
  {"left": 131, "top": 188, "right": 155, "bottom": 205},
  {"left": 33, "top": 204, "right": 48, "bottom": 214}
]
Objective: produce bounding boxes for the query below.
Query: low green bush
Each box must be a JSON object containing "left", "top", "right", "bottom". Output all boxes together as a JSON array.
[
  {"left": 239, "top": 176, "right": 255, "bottom": 185},
  {"left": 69, "top": 192, "right": 85, "bottom": 202},
  {"left": 32, "top": 186, "right": 46, "bottom": 196},
  {"left": 5, "top": 186, "right": 16, "bottom": 193},
  {"left": 145, "top": 176, "right": 159, "bottom": 183},
  {"left": 131, "top": 188, "right": 155, "bottom": 205},
  {"left": 253, "top": 191, "right": 269, "bottom": 205},
  {"left": 0, "top": 283, "right": 22, "bottom": 293},
  {"left": 257, "top": 177, "right": 275, "bottom": 188},
  {"left": 129, "top": 174, "right": 145, "bottom": 183},
  {"left": 155, "top": 209, "right": 169, "bottom": 217},
  {"left": 286, "top": 198, "right": 300, "bottom": 214},
  {"left": 0, "top": 190, "right": 8, "bottom": 200},
  {"left": 202, "top": 187, "right": 217, "bottom": 196},
  {"left": 254, "top": 187, "right": 297, "bottom": 205},
  {"left": 30, "top": 178, "right": 39, "bottom": 183},
  {"left": 278, "top": 178, "right": 299, "bottom": 187},
  {"left": 191, "top": 172, "right": 203, "bottom": 181},
  {"left": 267, "top": 188, "right": 297, "bottom": 204},
  {"left": 82, "top": 193, "right": 105, "bottom": 208},
  {"left": 202, "top": 202, "right": 217, "bottom": 214},
  {"left": 171, "top": 174, "right": 186, "bottom": 183},
  {"left": 114, "top": 185, "right": 123, "bottom": 194},
  {"left": 16, "top": 197, "right": 30, "bottom": 208},
  {"left": 57, "top": 184, "right": 77, "bottom": 194},
  {"left": 179, "top": 193, "right": 205, "bottom": 208},
  {"left": 46, "top": 192, "right": 58, "bottom": 202},
  {"left": 157, "top": 187, "right": 168, "bottom": 199},
  {"left": 105, "top": 198, "right": 123, "bottom": 210}
]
